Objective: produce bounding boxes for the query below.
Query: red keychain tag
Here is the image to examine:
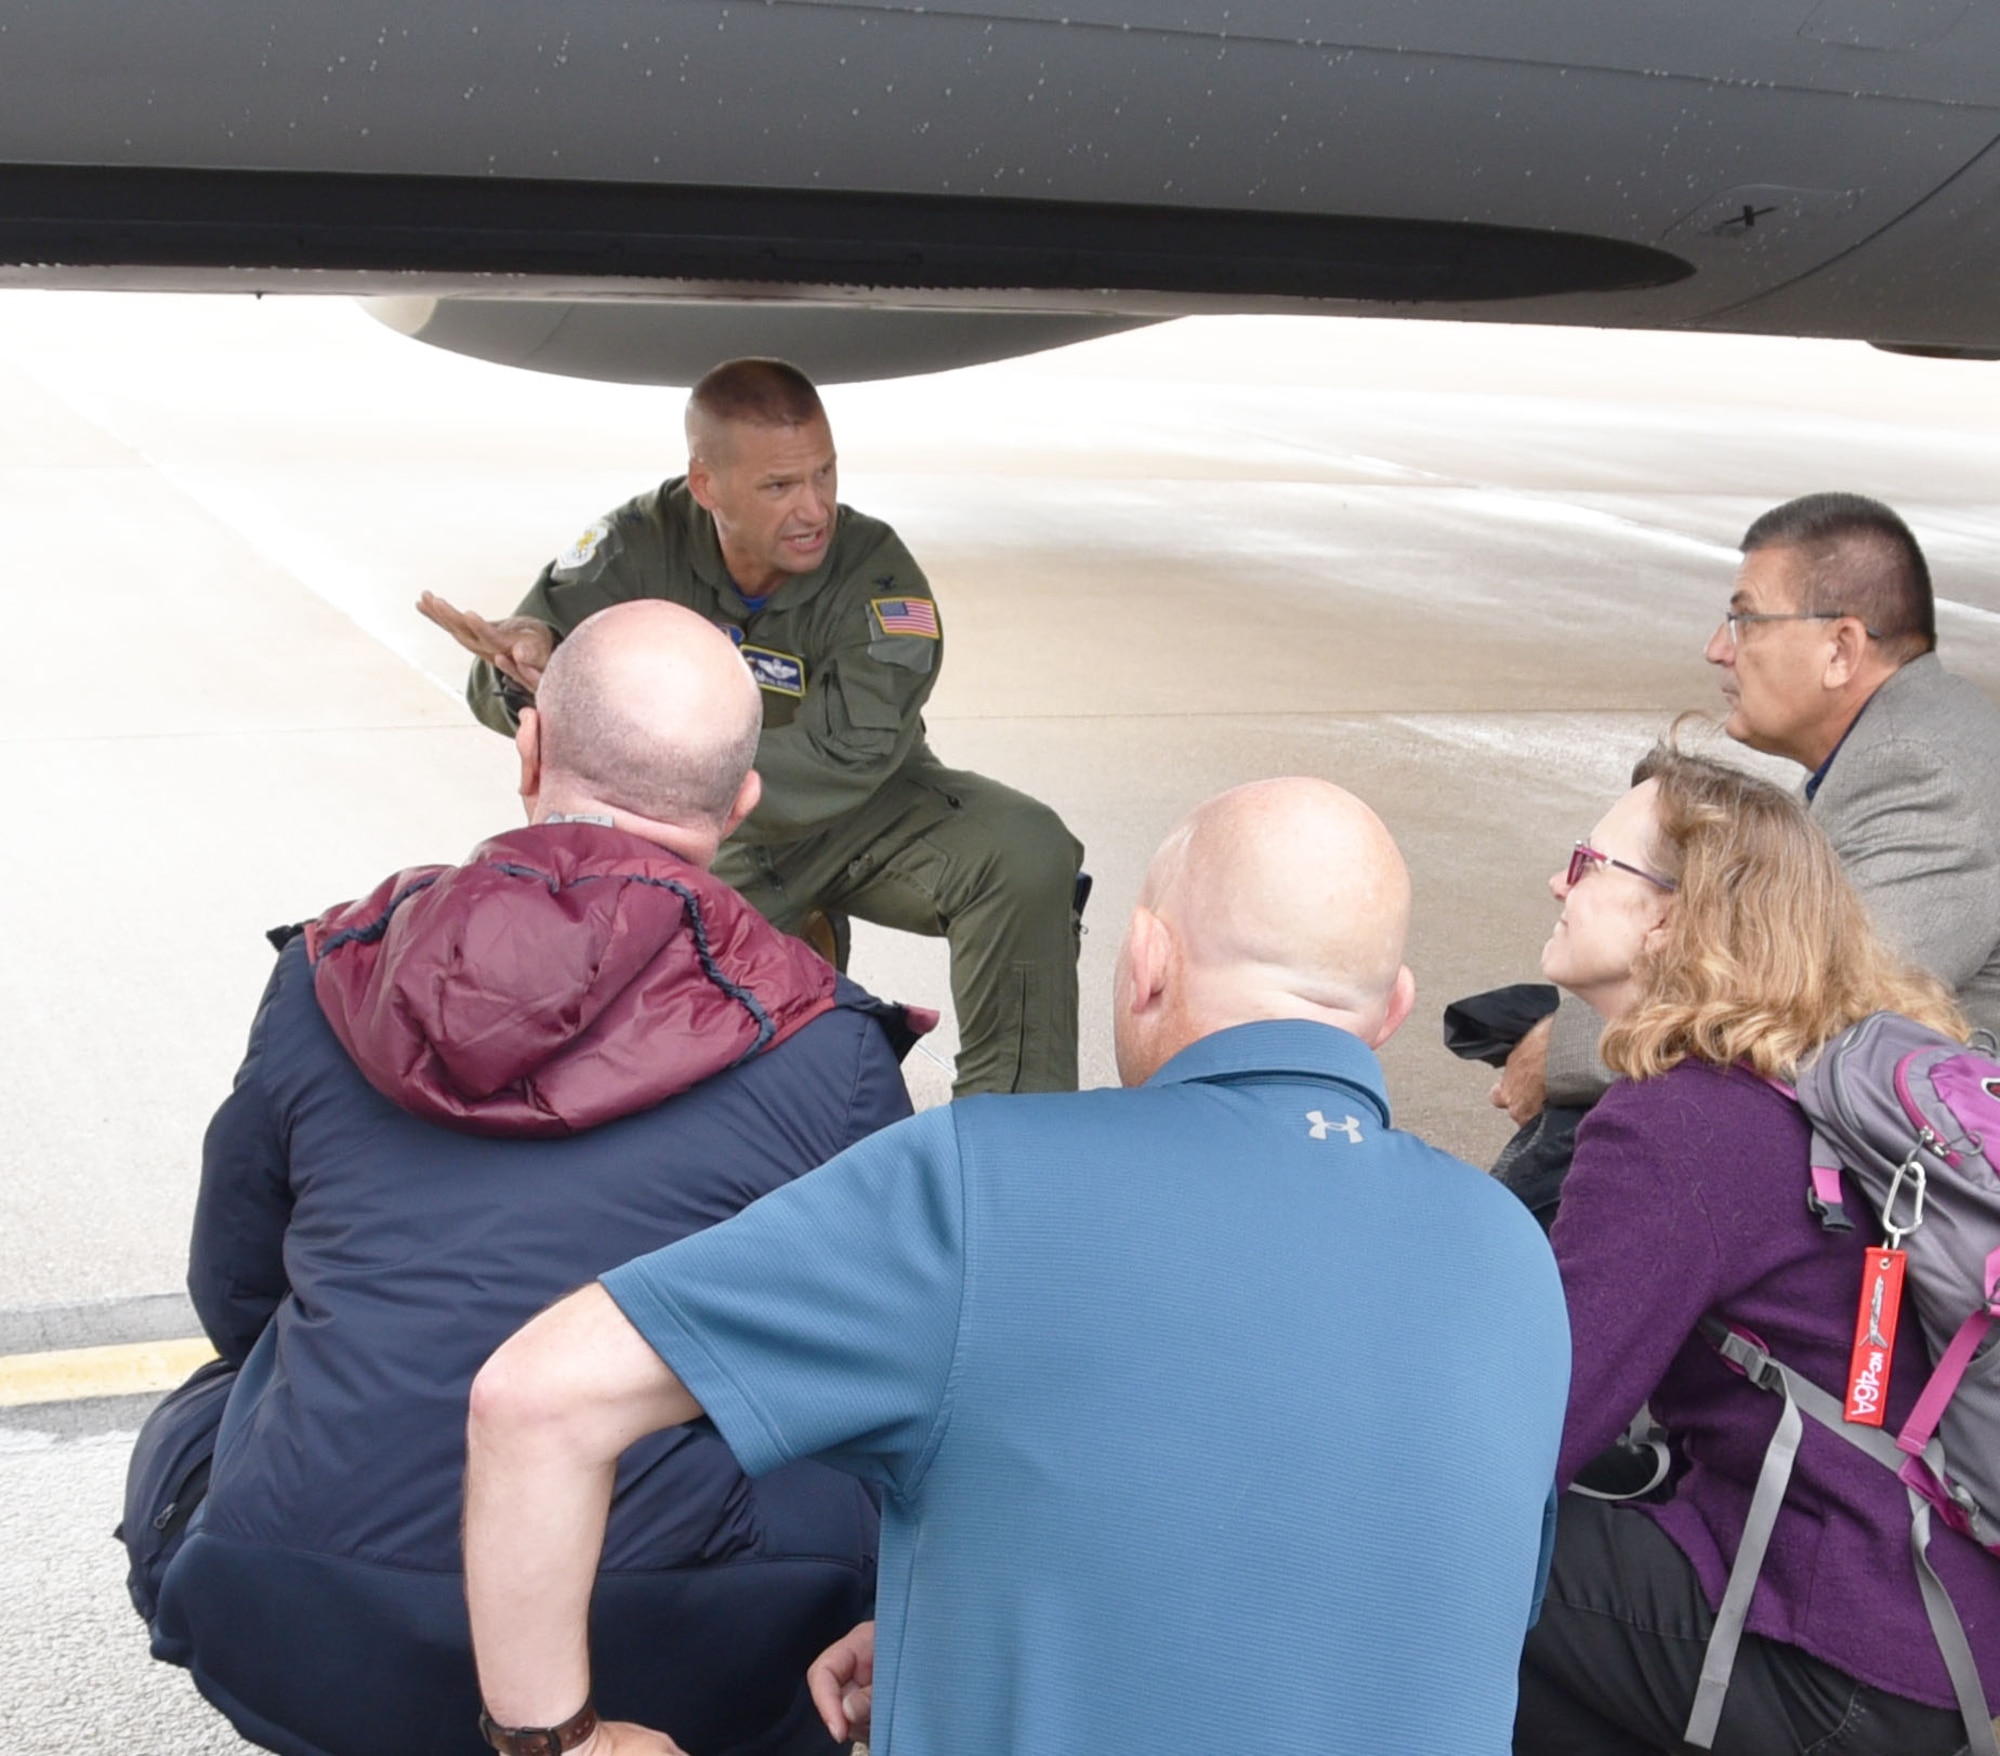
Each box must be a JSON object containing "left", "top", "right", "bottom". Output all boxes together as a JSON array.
[{"left": 1844, "top": 1248, "right": 1907, "bottom": 1426}]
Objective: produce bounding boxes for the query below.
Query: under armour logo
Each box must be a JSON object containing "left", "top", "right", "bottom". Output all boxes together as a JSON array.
[{"left": 1307, "top": 1110, "right": 1364, "bottom": 1143}]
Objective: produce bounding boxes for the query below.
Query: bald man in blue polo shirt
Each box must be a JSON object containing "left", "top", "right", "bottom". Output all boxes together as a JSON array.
[{"left": 462, "top": 778, "right": 1570, "bottom": 1756}]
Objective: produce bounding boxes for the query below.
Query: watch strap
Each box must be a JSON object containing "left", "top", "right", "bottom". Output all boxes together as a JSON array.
[{"left": 478, "top": 1697, "right": 598, "bottom": 1756}]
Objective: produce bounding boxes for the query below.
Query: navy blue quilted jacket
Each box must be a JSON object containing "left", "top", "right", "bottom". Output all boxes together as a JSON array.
[{"left": 151, "top": 826, "right": 915, "bottom": 1756}]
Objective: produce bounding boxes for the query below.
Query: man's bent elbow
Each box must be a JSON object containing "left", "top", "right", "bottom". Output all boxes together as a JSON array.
[
  {"left": 469, "top": 1284, "right": 697, "bottom": 1467},
  {"left": 468, "top": 1328, "right": 579, "bottom": 1462}
]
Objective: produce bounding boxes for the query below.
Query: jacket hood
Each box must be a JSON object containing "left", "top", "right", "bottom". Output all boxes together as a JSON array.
[{"left": 307, "top": 823, "right": 842, "bottom": 1137}]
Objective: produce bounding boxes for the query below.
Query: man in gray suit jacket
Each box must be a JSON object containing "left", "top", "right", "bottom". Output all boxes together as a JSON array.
[{"left": 1506, "top": 492, "right": 2000, "bottom": 1119}]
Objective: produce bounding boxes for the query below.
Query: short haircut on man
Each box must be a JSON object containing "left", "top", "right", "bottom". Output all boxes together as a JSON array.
[
  {"left": 1741, "top": 491, "right": 1936, "bottom": 663},
  {"left": 686, "top": 358, "right": 825, "bottom": 461},
  {"left": 534, "top": 612, "right": 760, "bottom": 828}
]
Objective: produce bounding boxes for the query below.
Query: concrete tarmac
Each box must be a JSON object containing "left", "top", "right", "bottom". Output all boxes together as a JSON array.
[{"left": 4, "top": 293, "right": 1999, "bottom": 1749}]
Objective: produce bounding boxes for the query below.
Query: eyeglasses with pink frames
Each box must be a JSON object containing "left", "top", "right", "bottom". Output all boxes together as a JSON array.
[{"left": 1567, "top": 843, "right": 1678, "bottom": 893}]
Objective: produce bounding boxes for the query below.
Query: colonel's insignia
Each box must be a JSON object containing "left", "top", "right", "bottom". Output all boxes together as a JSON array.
[
  {"left": 869, "top": 596, "right": 941, "bottom": 640},
  {"left": 741, "top": 645, "right": 806, "bottom": 698},
  {"left": 554, "top": 518, "right": 612, "bottom": 574}
]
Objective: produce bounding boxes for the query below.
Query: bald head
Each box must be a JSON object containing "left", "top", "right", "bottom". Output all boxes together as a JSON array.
[
  {"left": 524, "top": 601, "right": 762, "bottom": 858},
  {"left": 1114, "top": 778, "right": 1416, "bottom": 1084}
]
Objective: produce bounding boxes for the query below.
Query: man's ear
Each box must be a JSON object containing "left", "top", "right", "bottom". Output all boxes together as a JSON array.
[
  {"left": 515, "top": 707, "right": 543, "bottom": 814},
  {"left": 1822, "top": 616, "right": 1873, "bottom": 690},
  {"left": 1124, "top": 905, "right": 1171, "bottom": 1011},
  {"left": 686, "top": 454, "right": 718, "bottom": 514},
  {"left": 1366, "top": 965, "right": 1418, "bottom": 1050},
  {"left": 720, "top": 768, "right": 762, "bottom": 839}
]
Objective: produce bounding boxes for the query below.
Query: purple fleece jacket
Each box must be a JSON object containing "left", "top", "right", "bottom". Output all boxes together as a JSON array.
[{"left": 1552, "top": 1058, "right": 2000, "bottom": 1708}]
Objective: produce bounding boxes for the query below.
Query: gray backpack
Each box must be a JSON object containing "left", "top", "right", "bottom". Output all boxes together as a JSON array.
[{"left": 1690, "top": 1010, "right": 2000, "bottom": 1754}]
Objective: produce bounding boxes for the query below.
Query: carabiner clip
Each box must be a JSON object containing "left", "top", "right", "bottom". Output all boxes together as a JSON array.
[{"left": 1881, "top": 1153, "right": 1928, "bottom": 1250}]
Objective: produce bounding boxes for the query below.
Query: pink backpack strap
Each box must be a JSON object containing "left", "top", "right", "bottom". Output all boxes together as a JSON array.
[{"left": 1898, "top": 1247, "right": 2000, "bottom": 1460}]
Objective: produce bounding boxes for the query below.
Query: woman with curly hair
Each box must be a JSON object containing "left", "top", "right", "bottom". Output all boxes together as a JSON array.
[{"left": 1514, "top": 744, "right": 2000, "bottom": 1755}]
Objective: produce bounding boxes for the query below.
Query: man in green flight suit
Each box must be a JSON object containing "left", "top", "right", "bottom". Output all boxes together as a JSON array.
[{"left": 420, "top": 357, "right": 1084, "bottom": 1096}]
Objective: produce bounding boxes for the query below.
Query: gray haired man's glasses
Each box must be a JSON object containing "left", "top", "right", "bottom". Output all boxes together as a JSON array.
[{"left": 1718, "top": 609, "right": 1883, "bottom": 646}]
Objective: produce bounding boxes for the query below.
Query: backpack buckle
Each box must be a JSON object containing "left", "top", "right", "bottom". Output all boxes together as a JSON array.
[{"left": 1709, "top": 1324, "right": 1785, "bottom": 1393}]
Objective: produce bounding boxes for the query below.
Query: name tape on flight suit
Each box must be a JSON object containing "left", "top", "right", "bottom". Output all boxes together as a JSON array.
[{"left": 741, "top": 645, "right": 806, "bottom": 697}]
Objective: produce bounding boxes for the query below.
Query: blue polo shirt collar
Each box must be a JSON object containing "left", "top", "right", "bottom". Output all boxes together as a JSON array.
[{"left": 1146, "top": 1019, "right": 1391, "bottom": 1127}]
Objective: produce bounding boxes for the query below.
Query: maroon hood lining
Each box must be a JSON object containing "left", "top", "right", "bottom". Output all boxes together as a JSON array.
[{"left": 302, "top": 824, "right": 842, "bottom": 1138}]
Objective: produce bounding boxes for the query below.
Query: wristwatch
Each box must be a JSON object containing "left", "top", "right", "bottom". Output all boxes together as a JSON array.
[{"left": 478, "top": 1697, "right": 599, "bottom": 1755}]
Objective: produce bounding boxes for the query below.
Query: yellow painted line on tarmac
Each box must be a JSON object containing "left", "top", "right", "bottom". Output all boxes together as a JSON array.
[{"left": 0, "top": 1338, "right": 217, "bottom": 1407}]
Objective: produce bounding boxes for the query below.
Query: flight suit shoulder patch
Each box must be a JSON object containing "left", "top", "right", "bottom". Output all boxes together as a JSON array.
[
  {"left": 551, "top": 516, "right": 617, "bottom": 580},
  {"left": 867, "top": 593, "right": 941, "bottom": 671},
  {"left": 868, "top": 595, "right": 940, "bottom": 640}
]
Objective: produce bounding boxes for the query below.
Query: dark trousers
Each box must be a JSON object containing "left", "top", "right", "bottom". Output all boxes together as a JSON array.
[
  {"left": 142, "top": 1350, "right": 868, "bottom": 1756},
  {"left": 1516, "top": 1493, "right": 1968, "bottom": 1755}
]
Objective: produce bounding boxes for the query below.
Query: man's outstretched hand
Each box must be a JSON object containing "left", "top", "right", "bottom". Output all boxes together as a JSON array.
[
  {"left": 417, "top": 592, "right": 555, "bottom": 692},
  {"left": 808, "top": 1621, "right": 875, "bottom": 1743}
]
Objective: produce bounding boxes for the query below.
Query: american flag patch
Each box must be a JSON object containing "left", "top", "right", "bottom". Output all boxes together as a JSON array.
[{"left": 870, "top": 596, "right": 941, "bottom": 639}]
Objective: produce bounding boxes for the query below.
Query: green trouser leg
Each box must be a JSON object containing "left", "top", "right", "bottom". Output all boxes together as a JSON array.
[{"left": 714, "top": 759, "right": 1083, "bottom": 1097}]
